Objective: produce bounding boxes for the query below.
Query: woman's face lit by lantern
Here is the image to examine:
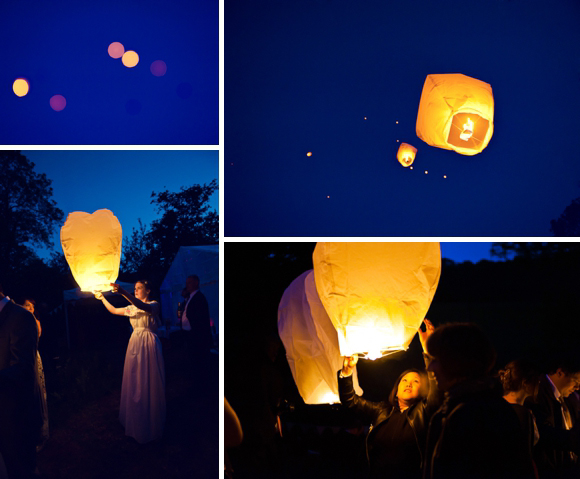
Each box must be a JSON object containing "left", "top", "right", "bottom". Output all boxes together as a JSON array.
[
  {"left": 23, "top": 300, "right": 35, "bottom": 314},
  {"left": 134, "top": 282, "right": 150, "bottom": 301},
  {"left": 397, "top": 371, "right": 422, "bottom": 402}
]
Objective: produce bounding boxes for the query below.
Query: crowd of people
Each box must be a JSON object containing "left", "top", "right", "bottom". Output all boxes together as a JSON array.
[
  {"left": 0, "top": 275, "right": 213, "bottom": 479},
  {"left": 340, "top": 321, "right": 580, "bottom": 479}
]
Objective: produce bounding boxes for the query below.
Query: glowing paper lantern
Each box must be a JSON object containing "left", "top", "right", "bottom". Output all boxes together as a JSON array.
[
  {"left": 278, "top": 270, "right": 363, "bottom": 404},
  {"left": 313, "top": 243, "right": 441, "bottom": 359},
  {"left": 416, "top": 74, "right": 494, "bottom": 156},
  {"left": 122, "top": 51, "right": 139, "bottom": 68},
  {"left": 13, "top": 78, "right": 29, "bottom": 97},
  {"left": 150, "top": 60, "right": 167, "bottom": 77},
  {"left": 397, "top": 143, "right": 417, "bottom": 167},
  {"left": 60, "top": 209, "right": 122, "bottom": 292}
]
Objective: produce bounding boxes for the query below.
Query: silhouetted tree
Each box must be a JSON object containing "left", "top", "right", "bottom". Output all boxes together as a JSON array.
[
  {"left": 491, "top": 242, "right": 580, "bottom": 260},
  {"left": 550, "top": 198, "right": 580, "bottom": 236},
  {"left": 0, "top": 151, "right": 64, "bottom": 282},
  {"left": 121, "top": 180, "right": 218, "bottom": 285}
]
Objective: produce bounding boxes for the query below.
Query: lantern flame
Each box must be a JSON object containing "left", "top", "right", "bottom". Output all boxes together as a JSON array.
[{"left": 459, "top": 117, "right": 474, "bottom": 141}]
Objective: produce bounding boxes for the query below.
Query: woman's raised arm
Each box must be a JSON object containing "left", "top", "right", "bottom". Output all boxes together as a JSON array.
[{"left": 95, "top": 291, "right": 126, "bottom": 316}]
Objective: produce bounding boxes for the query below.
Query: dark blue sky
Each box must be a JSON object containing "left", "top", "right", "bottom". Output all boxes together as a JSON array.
[
  {"left": 225, "top": 0, "right": 580, "bottom": 236},
  {"left": 1, "top": 0, "right": 217, "bottom": 145},
  {"left": 24, "top": 150, "right": 218, "bottom": 259}
]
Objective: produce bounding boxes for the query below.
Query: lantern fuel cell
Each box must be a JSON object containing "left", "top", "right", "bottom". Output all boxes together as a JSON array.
[
  {"left": 312, "top": 243, "right": 441, "bottom": 359},
  {"left": 416, "top": 73, "right": 494, "bottom": 155},
  {"left": 60, "top": 209, "right": 122, "bottom": 292}
]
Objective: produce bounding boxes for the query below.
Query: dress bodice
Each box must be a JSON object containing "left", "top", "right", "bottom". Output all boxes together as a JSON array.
[{"left": 124, "top": 301, "right": 161, "bottom": 332}]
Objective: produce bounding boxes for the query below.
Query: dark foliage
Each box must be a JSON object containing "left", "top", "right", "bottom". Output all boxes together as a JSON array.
[{"left": 550, "top": 197, "right": 580, "bottom": 236}]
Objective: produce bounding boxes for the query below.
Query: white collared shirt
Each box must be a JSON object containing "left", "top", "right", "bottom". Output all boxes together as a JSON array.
[
  {"left": 181, "top": 290, "right": 198, "bottom": 331},
  {"left": 0, "top": 296, "right": 11, "bottom": 314}
]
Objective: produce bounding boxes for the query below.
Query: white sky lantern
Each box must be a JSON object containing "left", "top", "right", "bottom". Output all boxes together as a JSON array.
[
  {"left": 278, "top": 270, "right": 363, "bottom": 404},
  {"left": 60, "top": 209, "right": 123, "bottom": 292},
  {"left": 313, "top": 243, "right": 441, "bottom": 360}
]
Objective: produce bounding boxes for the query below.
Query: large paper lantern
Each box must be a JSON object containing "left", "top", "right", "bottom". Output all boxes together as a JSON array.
[
  {"left": 278, "top": 270, "right": 363, "bottom": 404},
  {"left": 397, "top": 143, "right": 417, "bottom": 167},
  {"left": 60, "top": 209, "right": 122, "bottom": 292},
  {"left": 313, "top": 243, "right": 441, "bottom": 360},
  {"left": 416, "top": 74, "right": 494, "bottom": 156}
]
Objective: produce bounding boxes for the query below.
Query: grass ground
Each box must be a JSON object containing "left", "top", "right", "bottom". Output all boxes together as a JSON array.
[{"left": 36, "top": 337, "right": 218, "bottom": 479}]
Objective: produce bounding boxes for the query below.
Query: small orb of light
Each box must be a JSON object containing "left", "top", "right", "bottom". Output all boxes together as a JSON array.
[
  {"left": 326, "top": 195, "right": 330, "bottom": 199},
  {"left": 122, "top": 50, "right": 139, "bottom": 68},
  {"left": 425, "top": 170, "right": 428, "bottom": 174},
  {"left": 306, "top": 152, "right": 312, "bottom": 157},
  {"left": 108, "top": 42, "right": 125, "bottom": 59},
  {"left": 50, "top": 95, "right": 66, "bottom": 111},
  {"left": 410, "top": 166, "right": 414, "bottom": 170},
  {"left": 364, "top": 116, "right": 367, "bottom": 120},
  {"left": 396, "top": 139, "right": 400, "bottom": 142},
  {"left": 150, "top": 60, "right": 167, "bottom": 77},
  {"left": 396, "top": 120, "right": 399, "bottom": 124},
  {"left": 13, "top": 78, "right": 29, "bottom": 97}
]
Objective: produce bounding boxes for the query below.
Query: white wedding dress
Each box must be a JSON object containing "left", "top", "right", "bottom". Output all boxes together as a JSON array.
[{"left": 119, "top": 301, "right": 166, "bottom": 443}]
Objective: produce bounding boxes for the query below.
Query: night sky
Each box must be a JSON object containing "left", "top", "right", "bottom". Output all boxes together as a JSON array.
[
  {"left": 21, "top": 150, "right": 219, "bottom": 259},
  {"left": 1, "top": 0, "right": 218, "bottom": 145},
  {"left": 225, "top": 0, "right": 580, "bottom": 236}
]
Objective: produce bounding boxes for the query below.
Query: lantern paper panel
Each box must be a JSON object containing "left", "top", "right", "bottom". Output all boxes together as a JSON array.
[
  {"left": 278, "top": 270, "right": 363, "bottom": 405},
  {"left": 60, "top": 209, "right": 122, "bottom": 292},
  {"left": 397, "top": 143, "right": 417, "bottom": 167},
  {"left": 313, "top": 243, "right": 441, "bottom": 359},
  {"left": 415, "top": 73, "right": 494, "bottom": 156}
]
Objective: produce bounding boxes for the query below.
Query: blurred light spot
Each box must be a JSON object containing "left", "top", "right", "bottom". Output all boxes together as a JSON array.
[
  {"left": 230, "top": 163, "right": 234, "bottom": 166},
  {"left": 126, "top": 99, "right": 142, "bottom": 115},
  {"left": 396, "top": 139, "right": 400, "bottom": 142},
  {"left": 443, "top": 175, "right": 447, "bottom": 178},
  {"left": 13, "top": 78, "right": 29, "bottom": 97},
  {"left": 425, "top": 170, "right": 428, "bottom": 174},
  {"left": 108, "top": 42, "right": 125, "bottom": 59},
  {"left": 396, "top": 120, "right": 399, "bottom": 124},
  {"left": 326, "top": 195, "right": 330, "bottom": 199},
  {"left": 410, "top": 166, "right": 413, "bottom": 170},
  {"left": 307, "top": 152, "right": 312, "bottom": 157},
  {"left": 364, "top": 116, "right": 367, "bottom": 120},
  {"left": 50, "top": 95, "right": 66, "bottom": 111},
  {"left": 122, "top": 51, "right": 139, "bottom": 68},
  {"left": 176, "top": 82, "right": 193, "bottom": 99},
  {"left": 150, "top": 60, "right": 167, "bottom": 77}
]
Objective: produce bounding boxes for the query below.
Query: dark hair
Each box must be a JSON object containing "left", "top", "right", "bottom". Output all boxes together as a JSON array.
[
  {"left": 499, "top": 359, "right": 542, "bottom": 395},
  {"left": 426, "top": 322, "right": 496, "bottom": 381},
  {"left": 388, "top": 368, "right": 429, "bottom": 409},
  {"left": 546, "top": 354, "right": 580, "bottom": 376},
  {"left": 135, "top": 280, "right": 153, "bottom": 299},
  {"left": 187, "top": 275, "right": 200, "bottom": 283}
]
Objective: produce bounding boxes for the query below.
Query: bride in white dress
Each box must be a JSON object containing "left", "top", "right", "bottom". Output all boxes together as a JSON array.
[{"left": 95, "top": 281, "right": 166, "bottom": 444}]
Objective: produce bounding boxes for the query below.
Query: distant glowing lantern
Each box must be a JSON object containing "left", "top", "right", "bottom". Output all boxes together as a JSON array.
[
  {"left": 397, "top": 143, "right": 417, "bottom": 167},
  {"left": 49, "top": 95, "right": 66, "bottom": 111},
  {"left": 306, "top": 152, "right": 312, "bottom": 157},
  {"left": 313, "top": 243, "right": 441, "bottom": 359},
  {"left": 108, "top": 42, "right": 125, "bottom": 59},
  {"left": 13, "top": 78, "right": 29, "bottom": 97},
  {"left": 122, "top": 50, "right": 139, "bottom": 68},
  {"left": 278, "top": 270, "right": 363, "bottom": 404},
  {"left": 416, "top": 73, "right": 494, "bottom": 156},
  {"left": 60, "top": 209, "right": 122, "bottom": 292}
]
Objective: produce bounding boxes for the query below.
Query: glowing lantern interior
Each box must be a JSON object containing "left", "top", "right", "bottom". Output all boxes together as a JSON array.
[
  {"left": 60, "top": 209, "right": 122, "bottom": 292},
  {"left": 313, "top": 243, "right": 441, "bottom": 359},
  {"left": 278, "top": 270, "right": 363, "bottom": 404},
  {"left": 416, "top": 73, "right": 494, "bottom": 156},
  {"left": 397, "top": 143, "right": 417, "bottom": 167}
]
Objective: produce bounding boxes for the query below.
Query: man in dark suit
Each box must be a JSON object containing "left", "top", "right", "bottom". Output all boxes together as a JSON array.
[
  {"left": 0, "top": 281, "right": 39, "bottom": 479},
  {"left": 525, "top": 356, "right": 580, "bottom": 478},
  {"left": 181, "top": 275, "right": 212, "bottom": 361}
]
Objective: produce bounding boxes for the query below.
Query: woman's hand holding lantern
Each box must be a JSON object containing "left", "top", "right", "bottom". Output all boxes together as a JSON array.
[
  {"left": 342, "top": 355, "right": 359, "bottom": 377},
  {"left": 418, "top": 318, "right": 435, "bottom": 352}
]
